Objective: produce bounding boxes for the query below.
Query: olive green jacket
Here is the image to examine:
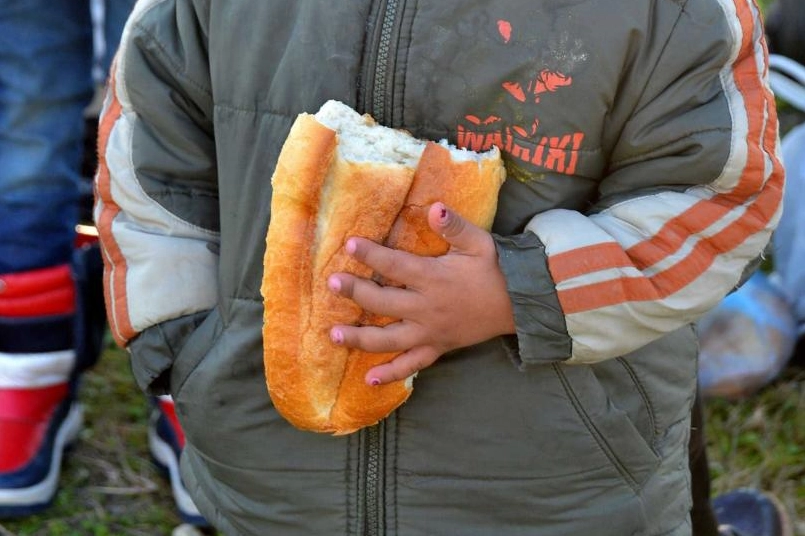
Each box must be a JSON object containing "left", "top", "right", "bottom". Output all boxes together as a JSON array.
[{"left": 95, "top": 1, "right": 782, "bottom": 534}]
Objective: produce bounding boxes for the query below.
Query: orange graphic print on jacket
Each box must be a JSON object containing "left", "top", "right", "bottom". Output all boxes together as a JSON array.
[{"left": 457, "top": 19, "right": 585, "bottom": 177}]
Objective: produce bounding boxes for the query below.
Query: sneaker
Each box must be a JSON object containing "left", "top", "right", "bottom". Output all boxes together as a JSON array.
[
  {"left": 0, "top": 384, "right": 83, "bottom": 517},
  {"left": 714, "top": 488, "right": 794, "bottom": 536},
  {"left": 149, "top": 395, "right": 209, "bottom": 527},
  {"left": 0, "top": 265, "right": 81, "bottom": 518}
]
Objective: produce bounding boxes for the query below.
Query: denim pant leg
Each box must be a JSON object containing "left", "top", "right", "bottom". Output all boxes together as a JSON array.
[
  {"left": 0, "top": 0, "right": 94, "bottom": 274},
  {"left": 102, "top": 0, "right": 137, "bottom": 74},
  {"left": 689, "top": 390, "right": 720, "bottom": 536},
  {"left": 773, "top": 124, "right": 805, "bottom": 340}
]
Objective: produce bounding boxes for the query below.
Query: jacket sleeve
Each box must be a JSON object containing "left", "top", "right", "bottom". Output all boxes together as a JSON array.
[
  {"left": 94, "top": 0, "right": 217, "bottom": 392},
  {"left": 496, "top": 0, "right": 784, "bottom": 365}
]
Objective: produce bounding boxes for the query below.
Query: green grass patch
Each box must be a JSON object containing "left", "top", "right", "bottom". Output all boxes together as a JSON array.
[{"left": 705, "top": 367, "right": 805, "bottom": 534}]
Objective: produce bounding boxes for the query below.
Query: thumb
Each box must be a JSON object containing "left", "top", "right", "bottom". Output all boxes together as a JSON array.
[{"left": 427, "top": 202, "right": 488, "bottom": 254}]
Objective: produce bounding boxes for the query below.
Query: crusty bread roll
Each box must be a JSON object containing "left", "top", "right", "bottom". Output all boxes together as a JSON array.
[{"left": 262, "top": 100, "right": 506, "bottom": 435}]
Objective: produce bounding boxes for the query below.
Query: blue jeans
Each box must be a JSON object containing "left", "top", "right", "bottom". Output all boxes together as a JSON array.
[
  {"left": 0, "top": 0, "right": 134, "bottom": 274},
  {"left": 773, "top": 122, "right": 805, "bottom": 333}
]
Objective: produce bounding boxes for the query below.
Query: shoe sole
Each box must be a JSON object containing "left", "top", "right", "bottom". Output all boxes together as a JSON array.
[
  {"left": 0, "top": 403, "right": 83, "bottom": 515},
  {"left": 717, "top": 490, "right": 796, "bottom": 536},
  {"left": 147, "top": 418, "right": 207, "bottom": 525},
  {"left": 767, "top": 492, "right": 795, "bottom": 536}
]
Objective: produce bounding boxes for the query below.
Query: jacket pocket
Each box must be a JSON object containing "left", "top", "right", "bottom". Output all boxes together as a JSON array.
[
  {"left": 127, "top": 310, "right": 213, "bottom": 395},
  {"left": 552, "top": 362, "right": 661, "bottom": 492},
  {"left": 169, "top": 307, "right": 222, "bottom": 398}
]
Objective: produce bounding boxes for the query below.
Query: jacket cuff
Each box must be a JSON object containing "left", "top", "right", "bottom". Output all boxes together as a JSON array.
[
  {"left": 127, "top": 311, "right": 209, "bottom": 395},
  {"left": 493, "top": 232, "right": 571, "bottom": 366}
]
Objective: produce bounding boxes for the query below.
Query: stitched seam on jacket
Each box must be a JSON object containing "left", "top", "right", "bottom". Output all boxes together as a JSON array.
[
  {"left": 346, "top": 433, "right": 354, "bottom": 534},
  {"left": 552, "top": 363, "right": 640, "bottom": 491},
  {"left": 611, "top": 127, "right": 732, "bottom": 168},
  {"left": 120, "top": 126, "right": 220, "bottom": 237},
  {"left": 213, "top": 103, "right": 298, "bottom": 118},
  {"left": 634, "top": 0, "right": 687, "bottom": 113},
  {"left": 170, "top": 309, "right": 222, "bottom": 398},
  {"left": 113, "top": 108, "right": 219, "bottom": 239},
  {"left": 130, "top": 19, "right": 213, "bottom": 99},
  {"left": 609, "top": 0, "right": 688, "bottom": 169},
  {"left": 616, "top": 357, "right": 660, "bottom": 447}
]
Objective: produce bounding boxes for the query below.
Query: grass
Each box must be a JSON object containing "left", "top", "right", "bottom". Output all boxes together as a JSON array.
[
  {"left": 0, "top": 341, "right": 802, "bottom": 535},
  {"left": 705, "top": 366, "right": 805, "bottom": 534}
]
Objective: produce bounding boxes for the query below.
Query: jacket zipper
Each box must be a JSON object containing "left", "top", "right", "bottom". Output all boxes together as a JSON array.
[
  {"left": 364, "top": 422, "right": 384, "bottom": 536},
  {"left": 370, "top": 0, "right": 400, "bottom": 123},
  {"left": 364, "top": 3, "right": 400, "bottom": 532}
]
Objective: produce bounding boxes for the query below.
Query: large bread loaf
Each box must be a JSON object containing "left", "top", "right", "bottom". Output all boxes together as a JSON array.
[{"left": 262, "top": 100, "right": 506, "bottom": 434}]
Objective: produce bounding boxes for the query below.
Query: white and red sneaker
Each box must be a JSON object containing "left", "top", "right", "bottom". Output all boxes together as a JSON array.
[
  {"left": 0, "top": 265, "right": 82, "bottom": 517},
  {"left": 149, "top": 395, "right": 208, "bottom": 526}
]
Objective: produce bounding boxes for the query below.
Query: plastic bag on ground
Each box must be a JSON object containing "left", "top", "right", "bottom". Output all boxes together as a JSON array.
[{"left": 697, "top": 271, "right": 797, "bottom": 400}]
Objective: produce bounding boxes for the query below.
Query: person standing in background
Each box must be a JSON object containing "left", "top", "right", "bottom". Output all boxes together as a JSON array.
[
  {"left": 0, "top": 1, "right": 205, "bottom": 525},
  {"left": 765, "top": 0, "right": 805, "bottom": 68},
  {"left": 766, "top": 0, "right": 805, "bottom": 367}
]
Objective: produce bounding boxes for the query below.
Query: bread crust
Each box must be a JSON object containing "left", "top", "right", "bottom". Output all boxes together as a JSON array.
[
  {"left": 328, "top": 142, "right": 506, "bottom": 434},
  {"left": 263, "top": 104, "right": 505, "bottom": 434}
]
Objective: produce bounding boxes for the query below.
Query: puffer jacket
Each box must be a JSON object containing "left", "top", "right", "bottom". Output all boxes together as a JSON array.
[{"left": 94, "top": 1, "right": 783, "bottom": 534}]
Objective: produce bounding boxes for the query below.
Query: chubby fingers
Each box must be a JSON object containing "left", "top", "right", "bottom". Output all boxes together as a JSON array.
[
  {"left": 340, "top": 237, "right": 426, "bottom": 287},
  {"left": 365, "top": 346, "right": 440, "bottom": 385},
  {"left": 329, "top": 321, "right": 440, "bottom": 385},
  {"left": 329, "top": 314, "right": 441, "bottom": 386},
  {"left": 428, "top": 202, "right": 494, "bottom": 256},
  {"left": 329, "top": 321, "right": 415, "bottom": 354},
  {"left": 327, "top": 272, "right": 416, "bottom": 319},
  {"left": 330, "top": 320, "right": 442, "bottom": 385}
]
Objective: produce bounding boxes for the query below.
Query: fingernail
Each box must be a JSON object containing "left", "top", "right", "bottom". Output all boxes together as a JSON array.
[
  {"left": 440, "top": 207, "right": 448, "bottom": 221},
  {"left": 328, "top": 276, "right": 341, "bottom": 292},
  {"left": 345, "top": 239, "right": 357, "bottom": 255},
  {"left": 331, "top": 329, "right": 343, "bottom": 345},
  {"left": 369, "top": 377, "right": 381, "bottom": 386}
]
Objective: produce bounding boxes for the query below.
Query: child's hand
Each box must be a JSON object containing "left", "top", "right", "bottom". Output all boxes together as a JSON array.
[{"left": 328, "top": 202, "right": 515, "bottom": 386}]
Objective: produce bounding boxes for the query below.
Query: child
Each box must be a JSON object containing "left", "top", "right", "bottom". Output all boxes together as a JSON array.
[{"left": 95, "top": 1, "right": 783, "bottom": 534}]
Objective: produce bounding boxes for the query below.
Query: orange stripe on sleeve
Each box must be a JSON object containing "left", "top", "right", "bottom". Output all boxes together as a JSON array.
[
  {"left": 95, "top": 69, "right": 136, "bottom": 347},
  {"left": 547, "top": 0, "right": 783, "bottom": 314},
  {"left": 623, "top": 201, "right": 733, "bottom": 270},
  {"left": 557, "top": 166, "right": 783, "bottom": 314},
  {"left": 620, "top": 0, "right": 769, "bottom": 267},
  {"left": 549, "top": 243, "right": 632, "bottom": 283},
  {"left": 728, "top": 0, "right": 768, "bottom": 200}
]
